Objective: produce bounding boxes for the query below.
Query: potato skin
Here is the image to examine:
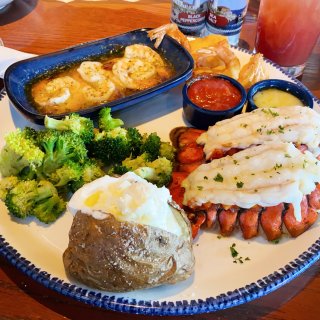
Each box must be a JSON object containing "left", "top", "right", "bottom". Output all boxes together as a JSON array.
[{"left": 63, "top": 204, "right": 195, "bottom": 292}]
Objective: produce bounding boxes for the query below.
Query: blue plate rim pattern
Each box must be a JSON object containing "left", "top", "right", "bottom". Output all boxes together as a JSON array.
[
  {"left": 0, "top": 233, "right": 319, "bottom": 315},
  {"left": 0, "top": 46, "right": 320, "bottom": 316}
]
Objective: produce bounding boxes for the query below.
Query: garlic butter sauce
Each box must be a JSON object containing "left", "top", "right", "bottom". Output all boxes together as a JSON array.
[{"left": 253, "top": 88, "right": 304, "bottom": 108}]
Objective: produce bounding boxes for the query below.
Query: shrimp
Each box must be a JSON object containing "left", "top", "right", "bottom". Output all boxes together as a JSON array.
[
  {"left": 112, "top": 57, "right": 160, "bottom": 90},
  {"left": 77, "top": 61, "right": 123, "bottom": 103},
  {"left": 77, "top": 61, "right": 109, "bottom": 83},
  {"left": 33, "top": 76, "right": 80, "bottom": 107},
  {"left": 82, "top": 78, "right": 116, "bottom": 104},
  {"left": 124, "top": 44, "right": 164, "bottom": 67},
  {"left": 147, "top": 23, "right": 191, "bottom": 51}
]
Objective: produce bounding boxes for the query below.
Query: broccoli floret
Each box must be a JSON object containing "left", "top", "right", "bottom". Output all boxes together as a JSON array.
[
  {"left": 70, "top": 159, "right": 105, "bottom": 191},
  {"left": 49, "top": 160, "right": 83, "bottom": 187},
  {"left": 91, "top": 127, "right": 143, "bottom": 165},
  {"left": 0, "top": 128, "right": 45, "bottom": 178},
  {"left": 127, "top": 127, "right": 143, "bottom": 157},
  {"left": 44, "top": 114, "right": 94, "bottom": 144},
  {"left": 160, "top": 141, "right": 176, "bottom": 162},
  {"left": 4, "top": 179, "right": 65, "bottom": 222},
  {"left": 134, "top": 157, "right": 173, "bottom": 187},
  {"left": 109, "top": 153, "right": 173, "bottom": 187},
  {"left": 32, "top": 181, "right": 66, "bottom": 223},
  {"left": 108, "top": 152, "right": 148, "bottom": 175},
  {"left": 22, "top": 127, "right": 39, "bottom": 142},
  {"left": 98, "top": 107, "right": 124, "bottom": 131},
  {"left": 38, "top": 129, "right": 87, "bottom": 175},
  {"left": 140, "top": 133, "right": 161, "bottom": 161},
  {"left": 0, "top": 176, "right": 19, "bottom": 201}
]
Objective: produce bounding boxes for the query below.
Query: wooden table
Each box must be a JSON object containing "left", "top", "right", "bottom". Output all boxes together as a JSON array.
[{"left": 0, "top": 1, "right": 319, "bottom": 319}]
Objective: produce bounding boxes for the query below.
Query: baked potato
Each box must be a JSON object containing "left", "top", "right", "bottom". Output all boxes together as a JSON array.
[{"left": 63, "top": 172, "right": 195, "bottom": 292}]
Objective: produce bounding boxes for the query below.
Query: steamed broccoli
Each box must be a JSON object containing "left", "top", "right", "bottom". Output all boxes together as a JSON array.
[
  {"left": 49, "top": 160, "right": 83, "bottom": 187},
  {"left": 110, "top": 152, "right": 150, "bottom": 175},
  {"left": 0, "top": 128, "right": 44, "bottom": 178},
  {"left": 110, "top": 153, "right": 173, "bottom": 187},
  {"left": 140, "top": 133, "right": 161, "bottom": 161},
  {"left": 0, "top": 176, "right": 19, "bottom": 201},
  {"left": 4, "top": 179, "right": 65, "bottom": 223},
  {"left": 98, "top": 107, "right": 124, "bottom": 131},
  {"left": 159, "top": 141, "right": 176, "bottom": 162},
  {"left": 70, "top": 159, "right": 105, "bottom": 191},
  {"left": 37, "top": 129, "right": 87, "bottom": 176},
  {"left": 134, "top": 157, "right": 173, "bottom": 187},
  {"left": 44, "top": 114, "right": 94, "bottom": 144},
  {"left": 91, "top": 126, "right": 142, "bottom": 165}
]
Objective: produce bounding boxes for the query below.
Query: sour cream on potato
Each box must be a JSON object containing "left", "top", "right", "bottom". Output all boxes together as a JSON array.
[{"left": 67, "top": 172, "right": 182, "bottom": 236}]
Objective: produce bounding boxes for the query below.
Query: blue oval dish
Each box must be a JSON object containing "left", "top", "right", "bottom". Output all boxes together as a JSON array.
[
  {"left": 182, "top": 74, "right": 247, "bottom": 129},
  {"left": 247, "top": 79, "right": 314, "bottom": 111},
  {"left": 4, "top": 28, "right": 194, "bottom": 124}
]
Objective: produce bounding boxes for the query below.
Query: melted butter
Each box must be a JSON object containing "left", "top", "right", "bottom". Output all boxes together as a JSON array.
[
  {"left": 84, "top": 190, "right": 102, "bottom": 207},
  {"left": 253, "top": 88, "right": 303, "bottom": 108}
]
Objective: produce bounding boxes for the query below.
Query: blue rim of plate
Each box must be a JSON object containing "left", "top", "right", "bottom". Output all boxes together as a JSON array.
[{"left": 0, "top": 47, "right": 320, "bottom": 316}]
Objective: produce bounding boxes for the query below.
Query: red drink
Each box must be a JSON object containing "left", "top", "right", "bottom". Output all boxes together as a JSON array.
[{"left": 255, "top": 0, "right": 320, "bottom": 71}]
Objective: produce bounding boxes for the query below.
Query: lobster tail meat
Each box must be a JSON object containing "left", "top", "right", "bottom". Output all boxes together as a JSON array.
[
  {"left": 206, "top": 204, "right": 219, "bottom": 228},
  {"left": 308, "top": 183, "right": 320, "bottom": 209},
  {"left": 183, "top": 142, "right": 320, "bottom": 222},
  {"left": 169, "top": 171, "right": 189, "bottom": 208},
  {"left": 168, "top": 106, "right": 320, "bottom": 241},
  {"left": 239, "top": 205, "right": 262, "bottom": 239},
  {"left": 260, "top": 204, "right": 284, "bottom": 241},
  {"left": 197, "top": 106, "right": 320, "bottom": 160},
  {"left": 218, "top": 206, "right": 239, "bottom": 236},
  {"left": 283, "top": 197, "right": 318, "bottom": 237}
]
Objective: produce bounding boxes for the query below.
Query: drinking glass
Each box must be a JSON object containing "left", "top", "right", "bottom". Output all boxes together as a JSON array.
[{"left": 255, "top": 0, "right": 320, "bottom": 77}]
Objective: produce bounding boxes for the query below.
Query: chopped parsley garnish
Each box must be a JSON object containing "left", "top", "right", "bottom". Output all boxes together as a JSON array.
[
  {"left": 266, "top": 129, "right": 275, "bottom": 135},
  {"left": 214, "top": 173, "right": 224, "bottom": 182},
  {"left": 240, "top": 123, "right": 248, "bottom": 128},
  {"left": 233, "top": 159, "right": 238, "bottom": 165},
  {"left": 245, "top": 156, "right": 250, "bottom": 159},
  {"left": 274, "top": 163, "right": 282, "bottom": 170},
  {"left": 230, "top": 243, "right": 238, "bottom": 258},
  {"left": 303, "top": 159, "right": 308, "bottom": 169},
  {"left": 284, "top": 153, "right": 291, "bottom": 158},
  {"left": 197, "top": 186, "right": 203, "bottom": 191},
  {"left": 229, "top": 243, "right": 250, "bottom": 264},
  {"left": 236, "top": 181, "right": 244, "bottom": 188},
  {"left": 278, "top": 125, "right": 285, "bottom": 133},
  {"left": 262, "top": 108, "right": 279, "bottom": 117},
  {"left": 203, "top": 176, "right": 208, "bottom": 180}
]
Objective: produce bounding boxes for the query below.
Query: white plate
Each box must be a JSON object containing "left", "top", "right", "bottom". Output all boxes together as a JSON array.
[{"left": 0, "top": 47, "right": 319, "bottom": 316}]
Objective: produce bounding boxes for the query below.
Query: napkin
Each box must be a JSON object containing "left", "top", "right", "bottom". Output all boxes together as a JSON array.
[{"left": 0, "top": 46, "right": 35, "bottom": 78}]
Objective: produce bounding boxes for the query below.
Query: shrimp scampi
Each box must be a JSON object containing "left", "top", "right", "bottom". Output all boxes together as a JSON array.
[{"left": 31, "top": 43, "right": 174, "bottom": 115}]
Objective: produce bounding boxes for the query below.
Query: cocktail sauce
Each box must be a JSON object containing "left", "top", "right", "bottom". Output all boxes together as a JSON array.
[{"left": 187, "top": 78, "right": 242, "bottom": 111}]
